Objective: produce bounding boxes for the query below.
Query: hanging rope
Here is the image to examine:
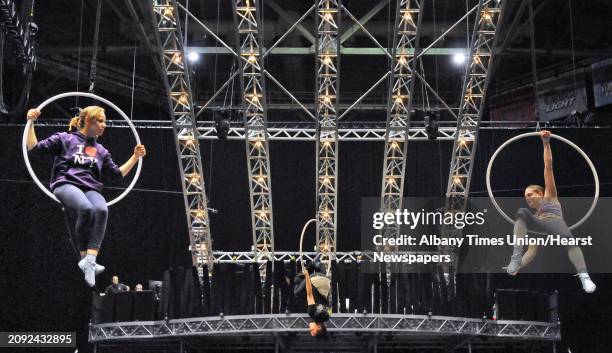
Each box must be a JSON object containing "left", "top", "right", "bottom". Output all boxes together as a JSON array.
[
  {"left": 567, "top": 0, "right": 577, "bottom": 95},
  {"left": 72, "top": 0, "right": 84, "bottom": 109},
  {"left": 528, "top": 0, "right": 539, "bottom": 124},
  {"left": 420, "top": 59, "right": 430, "bottom": 111},
  {"left": 87, "top": 0, "right": 103, "bottom": 93},
  {"left": 130, "top": 40, "right": 136, "bottom": 119}
]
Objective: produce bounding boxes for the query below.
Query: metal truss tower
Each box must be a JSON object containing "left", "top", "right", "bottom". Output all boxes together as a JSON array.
[
  {"left": 443, "top": 0, "right": 503, "bottom": 263},
  {"left": 315, "top": 0, "right": 341, "bottom": 266},
  {"left": 233, "top": 0, "right": 275, "bottom": 279},
  {"left": 151, "top": 0, "right": 213, "bottom": 281},
  {"left": 379, "top": 0, "right": 424, "bottom": 255}
]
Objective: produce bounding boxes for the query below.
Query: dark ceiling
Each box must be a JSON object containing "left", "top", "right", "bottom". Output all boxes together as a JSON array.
[{"left": 4, "top": 0, "right": 612, "bottom": 122}]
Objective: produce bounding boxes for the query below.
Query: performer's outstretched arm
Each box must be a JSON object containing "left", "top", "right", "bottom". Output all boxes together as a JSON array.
[{"left": 541, "top": 130, "right": 557, "bottom": 198}]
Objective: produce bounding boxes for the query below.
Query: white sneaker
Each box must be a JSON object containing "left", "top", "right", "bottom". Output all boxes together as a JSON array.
[
  {"left": 577, "top": 273, "right": 596, "bottom": 293},
  {"left": 503, "top": 254, "right": 522, "bottom": 275},
  {"left": 95, "top": 263, "right": 105, "bottom": 276},
  {"left": 78, "top": 256, "right": 97, "bottom": 287}
]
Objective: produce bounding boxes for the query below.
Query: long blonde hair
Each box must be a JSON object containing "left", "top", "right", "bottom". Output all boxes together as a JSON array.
[{"left": 68, "top": 106, "right": 105, "bottom": 132}]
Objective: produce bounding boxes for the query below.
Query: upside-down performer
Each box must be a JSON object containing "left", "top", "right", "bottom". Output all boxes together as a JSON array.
[
  {"left": 294, "top": 260, "right": 331, "bottom": 337},
  {"left": 504, "top": 130, "right": 596, "bottom": 293},
  {"left": 25, "top": 107, "right": 146, "bottom": 287}
]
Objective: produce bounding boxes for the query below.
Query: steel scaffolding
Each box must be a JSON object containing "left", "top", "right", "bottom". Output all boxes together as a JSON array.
[
  {"left": 151, "top": 0, "right": 213, "bottom": 281},
  {"left": 442, "top": 0, "right": 504, "bottom": 268},
  {"left": 10, "top": 119, "right": 597, "bottom": 139},
  {"left": 314, "top": 0, "right": 341, "bottom": 266},
  {"left": 90, "top": 314, "right": 561, "bottom": 342},
  {"left": 211, "top": 250, "right": 436, "bottom": 263},
  {"left": 379, "top": 0, "right": 424, "bottom": 258},
  {"left": 233, "top": 0, "right": 275, "bottom": 280}
]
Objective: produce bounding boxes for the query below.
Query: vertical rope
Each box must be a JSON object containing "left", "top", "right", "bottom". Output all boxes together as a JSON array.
[
  {"left": 184, "top": 0, "right": 189, "bottom": 51},
  {"left": 528, "top": 0, "right": 539, "bottom": 121},
  {"left": 75, "top": 0, "right": 84, "bottom": 106},
  {"left": 433, "top": 0, "right": 439, "bottom": 100},
  {"left": 465, "top": 0, "right": 470, "bottom": 49},
  {"left": 130, "top": 40, "right": 136, "bottom": 119},
  {"left": 213, "top": 0, "right": 220, "bottom": 92},
  {"left": 87, "top": 0, "right": 103, "bottom": 93},
  {"left": 568, "top": 0, "right": 577, "bottom": 93}
]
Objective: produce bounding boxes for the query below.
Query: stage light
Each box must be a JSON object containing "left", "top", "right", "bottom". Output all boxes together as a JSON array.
[
  {"left": 178, "top": 93, "right": 189, "bottom": 105},
  {"left": 452, "top": 53, "right": 466, "bottom": 65},
  {"left": 189, "top": 174, "right": 200, "bottom": 184},
  {"left": 187, "top": 51, "right": 199, "bottom": 62},
  {"left": 402, "top": 11, "right": 412, "bottom": 22},
  {"left": 172, "top": 53, "right": 182, "bottom": 65}
]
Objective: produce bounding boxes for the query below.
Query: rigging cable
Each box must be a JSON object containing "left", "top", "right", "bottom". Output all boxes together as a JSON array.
[{"left": 87, "top": 0, "right": 103, "bottom": 93}]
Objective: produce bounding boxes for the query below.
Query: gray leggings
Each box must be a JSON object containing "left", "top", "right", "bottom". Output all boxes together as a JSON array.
[
  {"left": 53, "top": 184, "right": 108, "bottom": 251},
  {"left": 515, "top": 208, "right": 573, "bottom": 239},
  {"left": 514, "top": 208, "right": 587, "bottom": 273}
]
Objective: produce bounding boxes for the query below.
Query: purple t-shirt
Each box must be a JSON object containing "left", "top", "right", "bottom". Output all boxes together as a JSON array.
[{"left": 29, "top": 131, "right": 122, "bottom": 192}]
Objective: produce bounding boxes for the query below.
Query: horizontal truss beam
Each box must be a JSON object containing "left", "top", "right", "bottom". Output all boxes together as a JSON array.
[
  {"left": 5, "top": 121, "right": 606, "bottom": 140},
  {"left": 90, "top": 314, "right": 561, "bottom": 342}
]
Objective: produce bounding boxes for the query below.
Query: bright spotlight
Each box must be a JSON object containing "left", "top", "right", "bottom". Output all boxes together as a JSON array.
[
  {"left": 187, "top": 51, "right": 200, "bottom": 62},
  {"left": 452, "top": 53, "right": 466, "bottom": 65}
]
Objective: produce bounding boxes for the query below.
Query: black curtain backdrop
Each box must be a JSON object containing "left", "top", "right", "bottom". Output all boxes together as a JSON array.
[{"left": 2, "top": 124, "right": 612, "bottom": 352}]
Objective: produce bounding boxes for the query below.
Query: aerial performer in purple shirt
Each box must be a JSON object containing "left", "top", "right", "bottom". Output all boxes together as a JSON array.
[{"left": 25, "top": 106, "right": 146, "bottom": 288}]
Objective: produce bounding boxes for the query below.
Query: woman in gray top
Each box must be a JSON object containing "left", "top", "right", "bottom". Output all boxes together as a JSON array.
[{"left": 504, "top": 130, "right": 596, "bottom": 293}]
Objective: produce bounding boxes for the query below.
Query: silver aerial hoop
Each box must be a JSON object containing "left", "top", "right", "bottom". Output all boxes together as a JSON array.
[
  {"left": 299, "top": 218, "right": 332, "bottom": 277},
  {"left": 486, "top": 132, "right": 599, "bottom": 230},
  {"left": 22, "top": 92, "right": 142, "bottom": 207}
]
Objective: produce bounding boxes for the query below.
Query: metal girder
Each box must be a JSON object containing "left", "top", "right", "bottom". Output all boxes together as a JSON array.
[
  {"left": 443, "top": 0, "right": 504, "bottom": 264},
  {"left": 10, "top": 120, "right": 601, "bottom": 139},
  {"left": 265, "top": 0, "right": 316, "bottom": 44},
  {"left": 233, "top": 0, "right": 275, "bottom": 278},
  {"left": 151, "top": 0, "right": 213, "bottom": 281},
  {"left": 90, "top": 314, "right": 561, "bottom": 342},
  {"left": 314, "top": 0, "right": 341, "bottom": 267},
  {"left": 211, "top": 250, "right": 436, "bottom": 263},
  {"left": 262, "top": 5, "right": 316, "bottom": 59},
  {"left": 199, "top": 124, "right": 457, "bottom": 140},
  {"left": 379, "top": 0, "right": 424, "bottom": 256},
  {"left": 187, "top": 46, "right": 465, "bottom": 56},
  {"left": 340, "top": 0, "right": 389, "bottom": 44}
]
